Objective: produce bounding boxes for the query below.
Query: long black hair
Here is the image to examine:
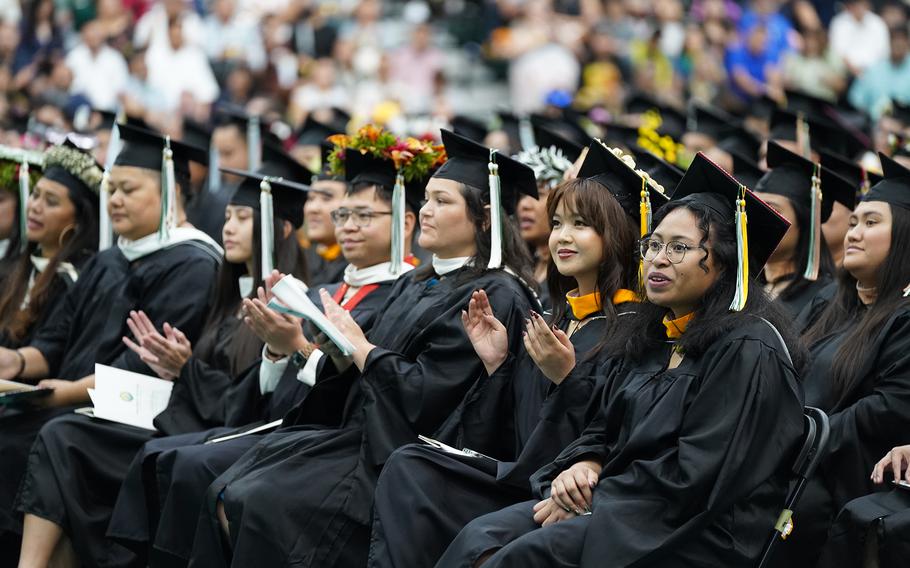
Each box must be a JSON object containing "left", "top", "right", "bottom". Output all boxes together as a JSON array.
[
  {"left": 0, "top": 181, "right": 98, "bottom": 343},
  {"left": 414, "top": 182, "right": 536, "bottom": 289},
  {"left": 605, "top": 199, "right": 807, "bottom": 372},
  {"left": 765, "top": 195, "right": 836, "bottom": 301},
  {"left": 803, "top": 204, "right": 910, "bottom": 407},
  {"left": 197, "top": 212, "right": 309, "bottom": 375}
]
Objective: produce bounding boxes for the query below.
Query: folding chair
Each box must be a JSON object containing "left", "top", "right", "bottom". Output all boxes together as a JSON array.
[{"left": 755, "top": 406, "right": 830, "bottom": 568}]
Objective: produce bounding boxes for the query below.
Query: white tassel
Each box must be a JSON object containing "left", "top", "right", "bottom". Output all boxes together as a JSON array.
[
  {"left": 248, "top": 115, "right": 262, "bottom": 171},
  {"left": 208, "top": 140, "right": 220, "bottom": 194},
  {"left": 17, "top": 161, "right": 29, "bottom": 252},
  {"left": 99, "top": 120, "right": 121, "bottom": 250},
  {"left": 260, "top": 179, "right": 274, "bottom": 278},
  {"left": 390, "top": 173, "right": 405, "bottom": 274},
  {"left": 487, "top": 149, "right": 503, "bottom": 269},
  {"left": 158, "top": 137, "right": 177, "bottom": 242}
]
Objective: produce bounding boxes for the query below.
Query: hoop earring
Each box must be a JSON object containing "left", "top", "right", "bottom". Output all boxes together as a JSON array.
[{"left": 58, "top": 224, "right": 75, "bottom": 248}]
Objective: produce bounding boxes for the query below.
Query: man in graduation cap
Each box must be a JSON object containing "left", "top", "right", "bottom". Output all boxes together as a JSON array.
[
  {"left": 185, "top": 129, "right": 539, "bottom": 568},
  {"left": 754, "top": 141, "right": 856, "bottom": 316},
  {"left": 303, "top": 142, "right": 349, "bottom": 286}
]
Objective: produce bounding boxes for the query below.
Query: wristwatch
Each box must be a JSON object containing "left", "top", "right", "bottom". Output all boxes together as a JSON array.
[{"left": 289, "top": 344, "right": 316, "bottom": 367}]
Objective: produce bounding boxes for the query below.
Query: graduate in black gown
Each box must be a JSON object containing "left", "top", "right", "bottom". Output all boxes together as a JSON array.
[
  {"left": 13, "top": 145, "right": 312, "bottom": 567},
  {"left": 0, "top": 148, "right": 43, "bottom": 281},
  {"left": 0, "top": 142, "right": 99, "bottom": 349},
  {"left": 753, "top": 141, "right": 856, "bottom": 317},
  {"left": 368, "top": 140, "right": 672, "bottom": 568},
  {"left": 105, "top": 143, "right": 423, "bottom": 568},
  {"left": 774, "top": 154, "right": 910, "bottom": 566},
  {"left": 185, "top": 128, "right": 539, "bottom": 568},
  {"left": 0, "top": 125, "right": 222, "bottom": 554},
  {"left": 816, "top": 443, "right": 910, "bottom": 567},
  {"left": 438, "top": 152, "right": 806, "bottom": 568}
]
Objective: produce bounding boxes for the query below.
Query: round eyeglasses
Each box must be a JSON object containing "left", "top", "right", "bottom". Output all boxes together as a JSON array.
[
  {"left": 330, "top": 208, "right": 393, "bottom": 228},
  {"left": 639, "top": 238, "right": 705, "bottom": 264}
]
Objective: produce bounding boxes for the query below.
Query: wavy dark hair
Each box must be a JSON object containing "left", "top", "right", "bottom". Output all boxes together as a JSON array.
[
  {"left": 414, "top": 181, "right": 537, "bottom": 290},
  {"left": 803, "top": 204, "right": 910, "bottom": 408},
  {"left": 605, "top": 199, "right": 807, "bottom": 372},
  {"left": 199, "top": 212, "right": 308, "bottom": 375},
  {"left": 0, "top": 181, "right": 99, "bottom": 343},
  {"left": 761, "top": 196, "right": 835, "bottom": 301}
]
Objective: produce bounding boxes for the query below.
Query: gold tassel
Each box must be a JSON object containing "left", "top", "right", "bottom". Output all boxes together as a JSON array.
[
  {"left": 803, "top": 163, "right": 822, "bottom": 281},
  {"left": 638, "top": 176, "right": 651, "bottom": 291},
  {"left": 729, "top": 185, "right": 749, "bottom": 312}
]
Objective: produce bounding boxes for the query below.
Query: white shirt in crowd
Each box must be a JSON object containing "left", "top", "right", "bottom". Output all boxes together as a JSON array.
[
  {"left": 829, "top": 9, "right": 890, "bottom": 72},
  {"left": 145, "top": 44, "right": 220, "bottom": 110},
  {"left": 202, "top": 13, "right": 267, "bottom": 71},
  {"left": 65, "top": 43, "right": 129, "bottom": 111},
  {"left": 134, "top": 4, "right": 204, "bottom": 52}
]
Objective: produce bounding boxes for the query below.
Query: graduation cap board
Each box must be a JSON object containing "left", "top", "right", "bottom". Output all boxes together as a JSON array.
[
  {"left": 530, "top": 114, "right": 590, "bottom": 154},
  {"left": 686, "top": 103, "right": 735, "bottom": 142},
  {"left": 0, "top": 146, "right": 44, "bottom": 254},
  {"left": 114, "top": 124, "right": 208, "bottom": 243},
  {"left": 718, "top": 124, "right": 762, "bottom": 161},
  {"left": 451, "top": 115, "right": 489, "bottom": 144},
  {"left": 769, "top": 108, "right": 849, "bottom": 156},
  {"left": 820, "top": 150, "right": 882, "bottom": 197},
  {"left": 730, "top": 151, "right": 765, "bottom": 192},
  {"left": 434, "top": 128, "right": 537, "bottom": 269},
  {"left": 631, "top": 147, "right": 684, "bottom": 194},
  {"left": 757, "top": 141, "right": 855, "bottom": 280},
  {"left": 530, "top": 119, "right": 584, "bottom": 162},
  {"left": 672, "top": 152, "right": 791, "bottom": 311},
  {"left": 578, "top": 140, "right": 671, "bottom": 235},
  {"left": 294, "top": 116, "right": 340, "bottom": 148}
]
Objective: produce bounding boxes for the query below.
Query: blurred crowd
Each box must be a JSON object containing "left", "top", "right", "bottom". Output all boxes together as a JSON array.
[{"left": 0, "top": 0, "right": 905, "bottom": 163}]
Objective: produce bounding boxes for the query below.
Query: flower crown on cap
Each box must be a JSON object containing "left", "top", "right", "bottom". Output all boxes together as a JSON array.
[{"left": 326, "top": 124, "right": 447, "bottom": 181}]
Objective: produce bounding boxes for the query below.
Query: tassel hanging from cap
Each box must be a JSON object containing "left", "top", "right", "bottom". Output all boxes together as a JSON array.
[
  {"left": 208, "top": 140, "right": 221, "bottom": 194},
  {"left": 248, "top": 115, "right": 262, "bottom": 171},
  {"left": 17, "top": 161, "right": 29, "bottom": 253},
  {"left": 797, "top": 113, "right": 812, "bottom": 160},
  {"left": 487, "top": 149, "right": 503, "bottom": 269},
  {"left": 903, "top": 283, "right": 910, "bottom": 297},
  {"left": 803, "top": 163, "right": 823, "bottom": 281},
  {"left": 259, "top": 178, "right": 275, "bottom": 278},
  {"left": 158, "top": 137, "right": 177, "bottom": 242},
  {"left": 98, "top": 114, "right": 123, "bottom": 250},
  {"left": 638, "top": 176, "right": 651, "bottom": 290},
  {"left": 729, "top": 184, "right": 749, "bottom": 312},
  {"left": 390, "top": 173, "right": 405, "bottom": 275}
]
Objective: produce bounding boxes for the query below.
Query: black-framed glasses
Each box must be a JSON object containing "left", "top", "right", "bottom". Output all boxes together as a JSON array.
[
  {"left": 330, "top": 208, "right": 393, "bottom": 227},
  {"left": 639, "top": 238, "right": 705, "bottom": 264}
]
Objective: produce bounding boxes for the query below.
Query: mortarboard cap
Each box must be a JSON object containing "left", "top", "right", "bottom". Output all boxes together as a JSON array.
[
  {"left": 864, "top": 153, "right": 910, "bottom": 210},
  {"left": 601, "top": 123, "right": 642, "bottom": 150},
  {"left": 293, "top": 116, "right": 340, "bottom": 148},
  {"left": 433, "top": 129, "right": 538, "bottom": 214},
  {"left": 530, "top": 114, "right": 590, "bottom": 152},
  {"left": 758, "top": 141, "right": 853, "bottom": 221},
  {"left": 686, "top": 103, "right": 735, "bottom": 141},
  {"left": 451, "top": 115, "right": 489, "bottom": 143},
  {"left": 820, "top": 149, "right": 881, "bottom": 198},
  {"left": 632, "top": 146, "right": 683, "bottom": 193},
  {"left": 114, "top": 123, "right": 207, "bottom": 183},
  {"left": 530, "top": 118, "right": 584, "bottom": 162},
  {"left": 730, "top": 151, "right": 765, "bottom": 191},
  {"left": 718, "top": 124, "right": 762, "bottom": 161}
]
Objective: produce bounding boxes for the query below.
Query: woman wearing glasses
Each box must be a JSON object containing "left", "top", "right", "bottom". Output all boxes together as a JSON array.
[
  {"left": 368, "top": 141, "right": 667, "bottom": 568},
  {"left": 437, "top": 153, "right": 805, "bottom": 568}
]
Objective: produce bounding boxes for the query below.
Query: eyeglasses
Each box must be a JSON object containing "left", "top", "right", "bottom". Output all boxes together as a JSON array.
[
  {"left": 330, "top": 208, "right": 393, "bottom": 227},
  {"left": 639, "top": 238, "right": 705, "bottom": 264}
]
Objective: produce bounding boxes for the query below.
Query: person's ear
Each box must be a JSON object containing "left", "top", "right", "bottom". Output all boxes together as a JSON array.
[
  {"left": 282, "top": 220, "right": 293, "bottom": 239},
  {"left": 403, "top": 210, "right": 416, "bottom": 240}
]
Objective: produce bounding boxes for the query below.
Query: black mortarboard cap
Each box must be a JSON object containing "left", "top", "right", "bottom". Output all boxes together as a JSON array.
[
  {"left": 577, "top": 141, "right": 671, "bottom": 222},
  {"left": 758, "top": 141, "right": 853, "bottom": 221},
  {"left": 451, "top": 115, "right": 489, "bottom": 143},
  {"left": 114, "top": 123, "right": 207, "bottom": 183},
  {"left": 223, "top": 163, "right": 309, "bottom": 228},
  {"left": 673, "top": 152, "right": 790, "bottom": 270},
  {"left": 784, "top": 89, "right": 833, "bottom": 119},
  {"left": 530, "top": 119, "right": 584, "bottom": 162},
  {"left": 530, "top": 114, "right": 590, "bottom": 152},
  {"left": 686, "top": 103, "right": 735, "bottom": 141},
  {"left": 93, "top": 109, "right": 150, "bottom": 132},
  {"left": 718, "top": 124, "right": 761, "bottom": 161},
  {"left": 820, "top": 149, "right": 882, "bottom": 193},
  {"left": 632, "top": 146, "right": 683, "bottom": 192},
  {"left": 181, "top": 119, "right": 212, "bottom": 152},
  {"left": 293, "top": 116, "right": 340, "bottom": 148},
  {"left": 495, "top": 111, "right": 525, "bottom": 154},
  {"left": 602, "top": 123, "right": 642, "bottom": 150},
  {"left": 863, "top": 153, "right": 910, "bottom": 210},
  {"left": 433, "top": 129, "right": 537, "bottom": 214},
  {"left": 730, "top": 151, "right": 765, "bottom": 192}
]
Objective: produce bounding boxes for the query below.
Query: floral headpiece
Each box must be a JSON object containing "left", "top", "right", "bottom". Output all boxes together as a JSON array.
[
  {"left": 513, "top": 145, "right": 574, "bottom": 188},
  {"left": 43, "top": 144, "right": 104, "bottom": 194},
  {"left": 326, "top": 124, "right": 447, "bottom": 182}
]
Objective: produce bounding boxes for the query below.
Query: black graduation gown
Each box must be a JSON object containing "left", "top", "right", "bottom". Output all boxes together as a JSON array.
[
  {"left": 368, "top": 303, "right": 635, "bottom": 568},
  {"left": 775, "top": 275, "right": 832, "bottom": 319},
  {"left": 0, "top": 263, "right": 80, "bottom": 349},
  {"left": 15, "top": 313, "right": 247, "bottom": 568},
  {"left": 817, "top": 488, "right": 910, "bottom": 567},
  {"left": 0, "top": 242, "right": 220, "bottom": 539},
  {"left": 303, "top": 245, "right": 347, "bottom": 286},
  {"left": 105, "top": 280, "right": 395, "bottom": 567},
  {"left": 438, "top": 317, "right": 804, "bottom": 568},
  {"left": 187, "top": 268, "right": 536, "bottom": 568},
  {"left": 775, "top": 305, "right": 910, "bottom": 566},
  {"left": 793, "top": 281, "right": 838, "bottom": 334}
]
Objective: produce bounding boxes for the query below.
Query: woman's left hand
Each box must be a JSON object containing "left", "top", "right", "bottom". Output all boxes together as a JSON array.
[{"left": 523, "top": 311, "right": 576, "bottom": 384}]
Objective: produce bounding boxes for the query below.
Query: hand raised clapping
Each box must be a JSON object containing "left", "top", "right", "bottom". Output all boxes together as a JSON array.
[
  {"left": 122, "top": 311, "right": 192, "bottom": 380},
  {"left": 524, "top": 311, "right": 576, "bottom": 385},
  {"left": 461, "top": 290, "right": 508, "bottom": 375}
]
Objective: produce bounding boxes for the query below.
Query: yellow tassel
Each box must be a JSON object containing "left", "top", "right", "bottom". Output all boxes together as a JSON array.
[
  {"left": 638, "top": 177, "right": 651, "bottom": 292},
  {"left": 729, "top": 185, "right": 749, "bottom": 312}
]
